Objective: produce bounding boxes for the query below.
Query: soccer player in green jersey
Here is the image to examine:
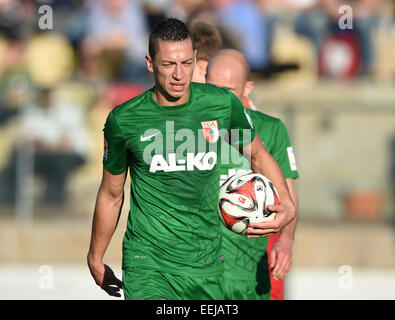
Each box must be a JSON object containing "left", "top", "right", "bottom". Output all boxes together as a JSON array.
[
  {"left": 87, "top": 18, "right": 296, "bottom": 300},
  {"left": 206, "top": 49, "right": 299, "bottom": 300}
]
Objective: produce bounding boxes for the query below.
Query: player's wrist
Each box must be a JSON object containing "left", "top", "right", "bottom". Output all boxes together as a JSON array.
[
  {"left": 277, "top": 233, "right": 295, "bottom": 247},
  {"left": 87, "top": 252, "right": 104, "bottom": 268},
  {"left": 281, "top": 200, "right": 297, "bottom": 224}
]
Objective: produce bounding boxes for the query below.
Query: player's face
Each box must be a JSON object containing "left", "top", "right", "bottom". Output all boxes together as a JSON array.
[
  {"left": 206, "top": 65, "right": 246, "bottom": 101},
  {"left": 146, "top": 39, "right": 195, "bottom": 104}
]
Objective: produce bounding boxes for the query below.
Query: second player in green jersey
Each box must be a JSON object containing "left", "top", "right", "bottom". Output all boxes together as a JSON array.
[
  {"left": 207, "top": 49, "right": 299, "bottom": 300},
  {"left": 219, "top": 110, "right": 299, "bottom": 299}
]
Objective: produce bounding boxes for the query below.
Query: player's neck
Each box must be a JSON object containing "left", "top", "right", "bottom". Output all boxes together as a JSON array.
[{"left": 153, "top": 86, "right": 191, "bottom": 107}]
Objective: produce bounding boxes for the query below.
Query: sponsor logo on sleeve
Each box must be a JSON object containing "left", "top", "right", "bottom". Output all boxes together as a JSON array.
[{"left": 287, "top": 147, "right": 298, "bottom": 171}]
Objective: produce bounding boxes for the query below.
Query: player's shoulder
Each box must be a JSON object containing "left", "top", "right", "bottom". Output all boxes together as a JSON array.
[
  {"left": 191, "top": 82, "right": 233, "bottom": 97},
  {"left": 246, "top": 108, "right": 283, "bottom": 127},
  {"left": 109, "top": 89, "right": 150, "bottom": 118}
]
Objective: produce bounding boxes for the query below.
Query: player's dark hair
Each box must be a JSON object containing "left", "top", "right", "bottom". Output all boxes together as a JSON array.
[
  {"left": 187, "top": 20, "right": 223, "bottom": 61},
  {"left": 149, "top": 18, "right": 194, "bottom": 60}
]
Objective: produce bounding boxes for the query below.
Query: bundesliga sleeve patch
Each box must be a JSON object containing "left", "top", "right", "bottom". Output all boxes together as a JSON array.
[
  {"left": 103, "top": 138, "right": 108, "bottom": 161},
  {"left": 287, "top": 147, "right": 297, "bottom": 171}
]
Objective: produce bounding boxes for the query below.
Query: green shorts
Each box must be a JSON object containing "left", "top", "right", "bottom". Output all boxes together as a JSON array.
[
  {"left": 223, "top": 277, "right": 270, "bottom": 300},
  {"left": 122, "top": 268, "right": 225, "bottom": 300}
]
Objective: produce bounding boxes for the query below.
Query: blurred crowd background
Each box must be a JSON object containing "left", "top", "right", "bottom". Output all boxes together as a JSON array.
[{"left": 0, "top": 0, "right": 395, "bottom": 300}]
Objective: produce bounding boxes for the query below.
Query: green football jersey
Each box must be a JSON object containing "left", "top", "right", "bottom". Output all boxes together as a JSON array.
[
  {"left": 103, "top": 82, "right": 255, "bottom": 277},
  {"left": 220, "top": 108, "right": 299, "bottom": 281}
]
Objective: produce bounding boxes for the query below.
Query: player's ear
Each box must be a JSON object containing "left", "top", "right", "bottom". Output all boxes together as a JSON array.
[
  {"left": 244, "top": 80, "right": 255, "bottom": 98},
  {"left": 145, "top": 54, "right": 154, "bottom": 73}
]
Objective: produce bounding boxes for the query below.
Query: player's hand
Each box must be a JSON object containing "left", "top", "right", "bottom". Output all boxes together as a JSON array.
[
  {"left": 246, "top": 204, "right": 295, "bottom": 237},
  {"left": 270, "top": 237, "right": 293, "bottom": 280},
  {"left": 88, "top": 261, "right": 123, "bottom": 297}
]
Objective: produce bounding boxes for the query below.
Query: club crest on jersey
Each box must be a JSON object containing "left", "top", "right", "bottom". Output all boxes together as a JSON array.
[{"left": 201, "top": 120, "right": 219, "bottom": 143}]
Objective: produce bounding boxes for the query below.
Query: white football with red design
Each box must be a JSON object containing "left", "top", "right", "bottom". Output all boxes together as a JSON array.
[{"left": 218, "top": 170, "right": 280, "bottom": 234}]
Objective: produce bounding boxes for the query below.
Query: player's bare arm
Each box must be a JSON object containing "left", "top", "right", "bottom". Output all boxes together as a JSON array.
[
  {"left": 87, "top": 168, "right": 126, "bottom": 297},
  {"left": 242, "top": 135, "right": 296, "bottom": 237},
  {"left": 271, "top": 178, "right": 299, "bottom": 279}
]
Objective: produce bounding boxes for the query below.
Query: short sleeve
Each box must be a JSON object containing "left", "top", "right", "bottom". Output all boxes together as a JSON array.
[
  {"left": 272, "top": 121, "right": 299, "bottom": 179},
  {"left": 103, "top": 111, "right": 128, "bottom": 174},
  {"left": 229, "top": 93, "right": 256, "bottom": 148}
]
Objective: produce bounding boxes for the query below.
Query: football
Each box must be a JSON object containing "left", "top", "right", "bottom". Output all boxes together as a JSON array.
[{"left": 218, "top": 170, "right": 280, "bottom": 234}]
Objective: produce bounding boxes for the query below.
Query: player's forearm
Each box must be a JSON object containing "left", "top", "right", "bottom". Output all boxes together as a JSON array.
[
  {"left": 87, "top": 190, "right": 124, "bottom": 265},
  {"left": 278, "top": 180, "right": 299, "bottom": 243},
  {"left": 278, "top": 206, "right": 298, "bottom": 244}
]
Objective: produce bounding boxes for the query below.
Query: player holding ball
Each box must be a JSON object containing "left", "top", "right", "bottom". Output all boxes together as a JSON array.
[{"left": 87, "top": 18, "right": 296, "bottom": 300}]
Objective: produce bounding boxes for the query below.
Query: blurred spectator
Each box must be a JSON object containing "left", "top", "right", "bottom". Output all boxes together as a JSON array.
[
  {"left": 0, "top": 0, "right": 36, "bottom": 126},
  {"left": 46, "top": 0, "right": 90, "bottom": 49},
  {"left": 24, "top": 31, "right": 75, "bottom": 87},
  {"left": 187, "top": 19, "right": 223, "bottom": 83},
  {"left": 291, "top": 0, "right": 382, "bottom": 76},
  {"left": 0, "top": 33, "right": 33, "bottom": 127},
  {"left": 290, "top": 0, "right": 332, "bottom": 58},
  {"left": 258, "top": 0, "right": 382, "bottom": 77},
  {"left": 351, "top": 0, "right": 382, "bottom": 75},
  {"left": 158, "top": 0, "right": 208, "bottom": 21},
  {"left": 141, "top": 0, "right": 167, "bottom": 30},
  {"left": 0, "top": 0, "right": 35, "bottom": 41},
  {"left": 212, "top": 0, "right": 270, "bottom": 72},
  {"left": 79, "top": 0, "right": 150, "bottom": 83},
  {"left": 0, "top": 87, "right": 89, "bottom": 206}
]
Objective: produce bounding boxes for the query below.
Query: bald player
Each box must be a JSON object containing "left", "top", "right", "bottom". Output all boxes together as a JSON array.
[{"left": 207, "top": 49, "right": 299, "bottom": 300}]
